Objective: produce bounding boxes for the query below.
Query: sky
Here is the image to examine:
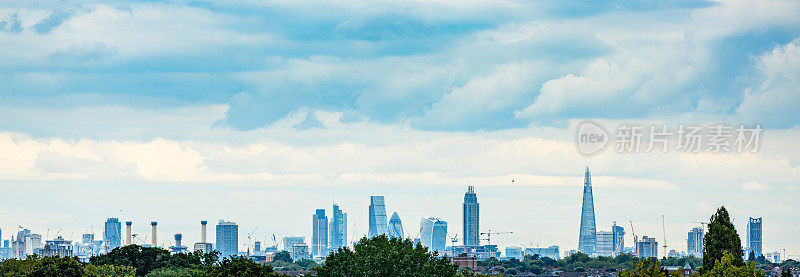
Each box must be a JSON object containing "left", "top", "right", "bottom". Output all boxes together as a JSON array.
[{"left": 1, "top": 0, "right": 799, "bottom": 258}]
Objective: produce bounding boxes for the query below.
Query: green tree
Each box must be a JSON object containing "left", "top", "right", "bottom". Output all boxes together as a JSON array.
[
  {"left": 316, "top": 235, "right": 458, "bottom": 277},
  {"left": 272, "top": 250, "right": 292, "bottom": 263},
  {"left": 145, "top": 267, "right": 208, "bottom": 277},
  {"left": 748, "top": 251, "right": 756, "bottom": 262},
  {"left": 619, "top": 258, "right": 669, "bottom": 277},
  {"left": 0, "top": 255, "right": 83, "bottom": 277},
  {"left": 84, "top": 264, "right": 137, "bottom": 276},
  {"left": 701, "top": 251, "right": 764, "bottom": 277},
  {"left": 207, "top": 256, "right": 277, "bottom": 277},
  {"left": 703, "top": 206, "right": 744, "bottom": 271}
]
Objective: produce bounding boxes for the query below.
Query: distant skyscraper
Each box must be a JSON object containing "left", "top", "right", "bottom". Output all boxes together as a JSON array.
[
  {"left": 368, "top": 196, "right": 388, "bottom": 237},
  {"left": 578, "top": 167, "right": 597, "bottom": 256},
  {"left": 312, "top": 209, "right": 328, "bottom": 257},
  {"left": 291, "top": 242, "right": 311, "bottom": 261},
  {"left": 388, "top": 212, "right": 404, "bottom": 239},
  {"left": 596, "top": 231, "right": 614, "bottom": 257},
  {"left": 328, "top": 204, "right": 347, "bottom": 251},
  {"left": 747, "top": 217, "right": 762, "bottom": 257},
  {"left": 637, "top": 236, "right": 658, "bottom": 258},
  {"left": 420, "top": 217, "right": 447, "bottom": 253},
  {"left": 688, "top": 227, "right": 704, "bottom": 257},
  {"left": 103, "top": 218, "right": 122, "bottom": 251},
  {"left": 463, "top": 186, "right": 479, "bottom": 246},
  {"left": 215, "top": 220, "right": 238, "bottom": 257},
  {"left": 283, "top": 236, "right": 305, "bottom": 252},
  {"left": 612, "top": 222, "right": 625, "bottom": 256}
]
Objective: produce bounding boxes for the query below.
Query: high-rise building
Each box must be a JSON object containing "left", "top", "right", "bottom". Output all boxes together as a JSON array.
[
  {"left": 747, "top": 217, "right": 762, "bottom": 257},
  {"left": 578, "top": 167, "right": 597, "bottom": 256},
  {"left": 103, "top": 218, "right": 122, "bottom": 251},
  {"left": 368, "top": 196, "right": 388, "bottom": 237},
  {"left": 312, "top": 209, "right": 328, "bottom": 257},
  {"left": 463, "top": 186, "right": 479, "bottom": 246},
  {"left": 637, "top": 236, "right": 658, "bottom": 258},
  {"left": 388, "top": 212, "right": 404, "bottom": 239},
  {"left": 688, "top": 227, "right": 703, "bottom": 257},
  {"left": 420, "top": 217, "right": 447, "bottom": 253},
  {"left": 283, "top": 236, "right": 305, "bottom": 252},
  {"left": 291, "top": 242, "right": 311, "bottom": 261},
  {"left": 596, "top": 231, "right": 614, "bottom": 257},
  {"left": 215, "top": 220, "right": 238, "bottom": 257},
  {"left": 329, "top": 204, "right": 347, "bottom": 252},
  {"left": 612, "top": 223, "right": 625, "bottom": 256},
  {"left": 169, "top": 233, "right": 187, "bottom": 253}
]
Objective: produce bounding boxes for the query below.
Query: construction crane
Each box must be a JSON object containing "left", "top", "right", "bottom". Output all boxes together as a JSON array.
[
  {"left": 445, "top": 233, "right": 459, "bottom": 257},
  {"left": 246, "top": 227, "right": 259, "bottom": 257},
  {"left": 480, "top": 230, "right": 513, "bottom": 245},
  {"left": 662, "top": 215, "right": 667, "bottom": 259},
  {"left": 630, "top": 221, "right": 638, "bottom": 257}
]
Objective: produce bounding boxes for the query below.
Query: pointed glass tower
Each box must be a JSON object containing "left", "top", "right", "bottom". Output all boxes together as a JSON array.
[{"left": 578, "top": 167, "right": 597, "bottom": 256}]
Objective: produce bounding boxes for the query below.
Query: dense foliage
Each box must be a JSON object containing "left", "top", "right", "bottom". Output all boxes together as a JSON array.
[
  {"left": 703, "top": 206, "right": 745, "bottom": 270},
  {"left": 316, "top": 235, "right": 458, "bottom": 277}
]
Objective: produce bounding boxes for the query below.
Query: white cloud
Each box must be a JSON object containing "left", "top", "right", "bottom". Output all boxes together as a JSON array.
[{"left": 741, "top": 181, "right": 770, "bottom": 191}]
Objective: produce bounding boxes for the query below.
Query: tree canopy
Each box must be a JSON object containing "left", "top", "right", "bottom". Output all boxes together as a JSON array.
[
  {"left": 316, "top": 235, "right": 458, "bottom": 277},
  {"left": 703, "top": 206, "right": 745, "bottom": 271}
]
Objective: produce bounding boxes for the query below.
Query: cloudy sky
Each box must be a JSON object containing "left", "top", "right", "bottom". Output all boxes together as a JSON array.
[{"left": 1, "top": 0, "right": 799, "bottom": 257}]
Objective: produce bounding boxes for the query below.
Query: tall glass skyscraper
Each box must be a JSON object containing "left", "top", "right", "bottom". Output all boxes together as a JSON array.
[
  {"left": 388, "top": 212, "right": 404, "bottom": 239},
  {"left": 103, "top": 218, "right": 121, "bottom": 251},
  {"left": 688, "top": 227, "right": 704, "bottom": 257},
  {"left": 328, "top": 204, "right": 347, "bottom": 251},
  {"left": 215, "top": 220, "right": 238, "bottom": 257},
  {"left": 747, "top": 217, "right": 762, "bottom": 257},
  {"left": 463, "top": 186, "right": 479, "bottom": 246},
  {"left": 420, "top": 217, "right": 447, "bottom": 253},
  {"left": 368, "top": 196, "right": 388, "bottom": 237},
  {"left": 611, "top": 222, "right": 625, "bottom": 256},
  {"left": 312, "top": 209, "right": 328, "bottom": 257},
  {"left": 578, "top": 167, "right": 597, "bottom": 256}
]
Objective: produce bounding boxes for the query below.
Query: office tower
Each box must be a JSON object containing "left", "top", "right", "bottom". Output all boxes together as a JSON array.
[
  {"left": 312, "top": 209, "right": 328, "bottom": 257},
  {"left": 194, "top": 220, "right": 213, "bottom": 253},
  {"left": 596, "top": 231, "right": 614, "bottom": 257},
  {"left": 612, "top": 223, "right": 625, "bottom": 256},
  {"left": 329, "top": 204, "right": 347, "bottom": 251},
  {"left": 463, "top": 186, "right": 480, "bottom": 246},
  {"left": 170, "top": 234, "right": 187, "bottom": 253},
  {"left": 150, "top": 222, "right": 158, "bottom": 247},
  {"left": 24, "top": 233, "right": 42, "bottom": 255},
  {"left": 637, "top": 236, "right": 658, "bottom": 258},
  {"left": 216, "top": 220, "right": 239, "bottom": 257},
  {"left": 292, "top": 242, "right": 311, "bottom": 261},
  {"left": 82, "top": 234, "right": 94, "bottom": 244},
  {"left": 388, "top": 212, "right": 404, "bottom": 239},
  {"left": 420, "top": 217, "right": 448, "bottom": 253},
  {"left": 283, "top": 236, "right": 305, "bottom": 252},
  {"left": 254, "top": 241, "right": 261, "bottom": 252},
  {"left": 578, "top": 167, "right": 597, "bottom": 256},
  {"left": 104, "top": 218, "right": 122, "bottom": 251},
  {"left": 747, "top": 217, "right": 762, "bottom": 257},
  {"left": 524, "top": 246, "right": 560, "bottom": 260},
  {"left": 687, "top": 227, "right": 704, "bottom": 257},
  {"left": 368, "top": 196, "right": 388, "bottom": 237}
]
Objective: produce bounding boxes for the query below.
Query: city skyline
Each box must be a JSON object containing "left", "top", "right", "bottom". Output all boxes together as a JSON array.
[{"left": 0, "top": 178, "right": 784, "bottom": 260}]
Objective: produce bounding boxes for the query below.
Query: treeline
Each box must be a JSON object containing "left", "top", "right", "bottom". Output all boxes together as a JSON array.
[{"left": 0, "top": 245, "right": 280, "bottom": 276}]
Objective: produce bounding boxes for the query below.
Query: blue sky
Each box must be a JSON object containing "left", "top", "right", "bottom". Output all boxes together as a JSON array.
[{"left": 1, "top": 0, "right": 799, "bottom": 257}]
